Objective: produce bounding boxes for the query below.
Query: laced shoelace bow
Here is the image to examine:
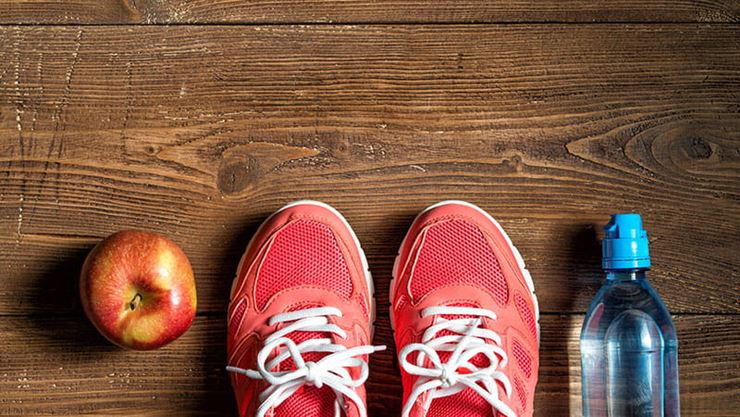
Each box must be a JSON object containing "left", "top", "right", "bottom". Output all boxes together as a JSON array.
[
  {"left": 227, "top": 306, "right": 386, "bottom": 417},
  {"left": 398, "top": 306, "right": 517, "bottom": 417}
]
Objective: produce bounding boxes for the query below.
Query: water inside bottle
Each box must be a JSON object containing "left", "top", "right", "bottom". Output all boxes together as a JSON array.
[{"left": 581, "top": 273, "right": 680, "bottom": 417}]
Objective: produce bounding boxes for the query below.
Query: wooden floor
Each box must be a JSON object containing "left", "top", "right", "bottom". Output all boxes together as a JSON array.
[{"left": 0, "top": 1, "right": 738, "bottom": 416}]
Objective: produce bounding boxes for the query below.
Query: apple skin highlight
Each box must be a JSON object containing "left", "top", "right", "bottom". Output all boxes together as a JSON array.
[{"left": 80, "top": 230, "right": 197, "bottom": 350}]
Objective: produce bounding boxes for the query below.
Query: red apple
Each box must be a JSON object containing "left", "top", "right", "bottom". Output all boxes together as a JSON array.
[{"left": 80, "top": 230, "right": 197, "bottom": 350}]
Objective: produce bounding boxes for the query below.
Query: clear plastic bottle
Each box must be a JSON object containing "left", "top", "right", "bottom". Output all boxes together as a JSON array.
[{"left": 580, "top": 214, "right": 680, "bottom": 417}]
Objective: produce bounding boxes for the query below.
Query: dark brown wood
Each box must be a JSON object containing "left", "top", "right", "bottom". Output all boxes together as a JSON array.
[
  {"left": 0, "top": 23, "right": 738, "bottom": 417},
  {"left": 1, "top": 315, "right": 737, "bottom": 416},
  {"left": 0, "top": 0, "right": 738, "bottom": 24},
  {"left": 0, "top": 25, "right": 738, "bottom": 316}
]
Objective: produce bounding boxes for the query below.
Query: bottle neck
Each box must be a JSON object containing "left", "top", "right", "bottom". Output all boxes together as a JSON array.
[{"left": 605, "top": 269, "right": 648, "bottom": 281}]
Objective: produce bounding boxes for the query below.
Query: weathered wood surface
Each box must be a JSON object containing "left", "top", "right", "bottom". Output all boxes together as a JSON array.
[
  {"left": 0, "top": 22, "right": 738, "bottom": 417},
  {"left": 1, "top": 315, "right": 738, "bottom": 416},
  {"left": 0, "top": 25, "right": 738, "bottom": 316},
  {"left": 0, "top": 0, "right": 738, "bottom": 24}
]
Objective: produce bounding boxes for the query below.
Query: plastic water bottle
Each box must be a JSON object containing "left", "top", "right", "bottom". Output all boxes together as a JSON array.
[{"left": 580, "top": 214, "right": 680, "bottom": 417}]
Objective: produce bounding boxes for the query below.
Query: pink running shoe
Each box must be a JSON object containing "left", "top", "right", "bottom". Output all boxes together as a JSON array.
[
  {"left": 390, "top": 201, "right": 540, "bottom": 417},
  {"left": 227, "top": 201, "right": 384, "bottom": 417}
]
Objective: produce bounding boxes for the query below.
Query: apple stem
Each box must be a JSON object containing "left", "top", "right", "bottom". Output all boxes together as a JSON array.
[{"left": 129, "top": 293, "right": 142, "bottom": 311}]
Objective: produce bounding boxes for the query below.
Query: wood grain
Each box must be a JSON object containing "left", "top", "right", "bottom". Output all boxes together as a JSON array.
[
  {"left": 0, "top": 23, "right": 738, "bottom": 417},
  {"left": 0, "top": 25, "right": 738, "bottom": 316},
  {"left": 1, "top": 315, "right": 737, "bottom": 416},
  {"left": 0, "top": 0, "right": 738, "bottom": 24}
]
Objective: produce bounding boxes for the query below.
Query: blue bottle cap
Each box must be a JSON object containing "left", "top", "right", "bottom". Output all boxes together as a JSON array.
[{"left": 602, "top": 213, "right": 651, "bottom": 270}]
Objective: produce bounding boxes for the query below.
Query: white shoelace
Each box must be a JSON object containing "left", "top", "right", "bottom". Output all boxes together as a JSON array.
[
  {"left": 227, "top": 306, "right": 385, "bottom": 417},
  {"left": 398, "top": 306, "right": 516, "bottom": 417}
]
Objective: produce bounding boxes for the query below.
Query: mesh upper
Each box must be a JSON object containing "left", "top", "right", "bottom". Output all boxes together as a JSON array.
[
  {"left": 512, "top": 339, "right": 533, "bottom": 378},
  {"left": 358, "top": 294, "right": 369, "bottom": 319},
  {"left": 428, "top": 389, "right": 493, "bottom": 417},
  {"left": 424, "top": 304, "right": 501, "bottom": 417},
  {"left": 276, "top": 386, "right": 336, "bottom": 417},
  {"left": 256, "top": 219, "right": 353, "bottom": 309},
  {"left": 404, "top": 216, "right": 532, "bottom": 417},
  {"left": 410, "top": 218, "right": 509, "bottom": 304},
  {"left": 514, "top": 375, "right": 527, "bottom": 409},
  {"left": 253, "top": 219, "right": 355, "bottom": 417},
  {"left": 276, "top": 328, "right": 336, "bottom": 417},
  {"left": 272, "top": 305, "right": 343, "bottom": 417},
  {"left": 514, "top": 292, "right": 537, "bottom": 339}
]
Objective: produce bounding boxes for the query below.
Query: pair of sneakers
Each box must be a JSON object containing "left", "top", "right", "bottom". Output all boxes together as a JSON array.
[{"left": 226, "top": 201, "right": 539, "bottom": 417}]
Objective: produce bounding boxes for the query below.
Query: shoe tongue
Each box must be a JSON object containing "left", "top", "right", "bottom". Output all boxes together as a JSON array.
[
  {"left": 277, "top": 303, "right": 332, "bottom": 372},
  {"left": 436, "top": 303, "right": 510, "bottom": 395},
  {"left": 273, "top": 304, "right": 339, "bottom": 417},
  {"left": 436, "top": 303, "right": 491, "bottom": 369},
  {"left": 424, "top": 303, "right": 509, "bottom": 417}
]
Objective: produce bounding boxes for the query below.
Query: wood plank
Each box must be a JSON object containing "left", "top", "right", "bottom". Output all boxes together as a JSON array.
[
  {"left": 0, "top": 315, "right": 737, "bottom": 416},
  {"left": 0, "top": 0, "right": 739, "bottom": 24},
  {"left": 1, "top": 25, "right": 738, "bottom": 315}
]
